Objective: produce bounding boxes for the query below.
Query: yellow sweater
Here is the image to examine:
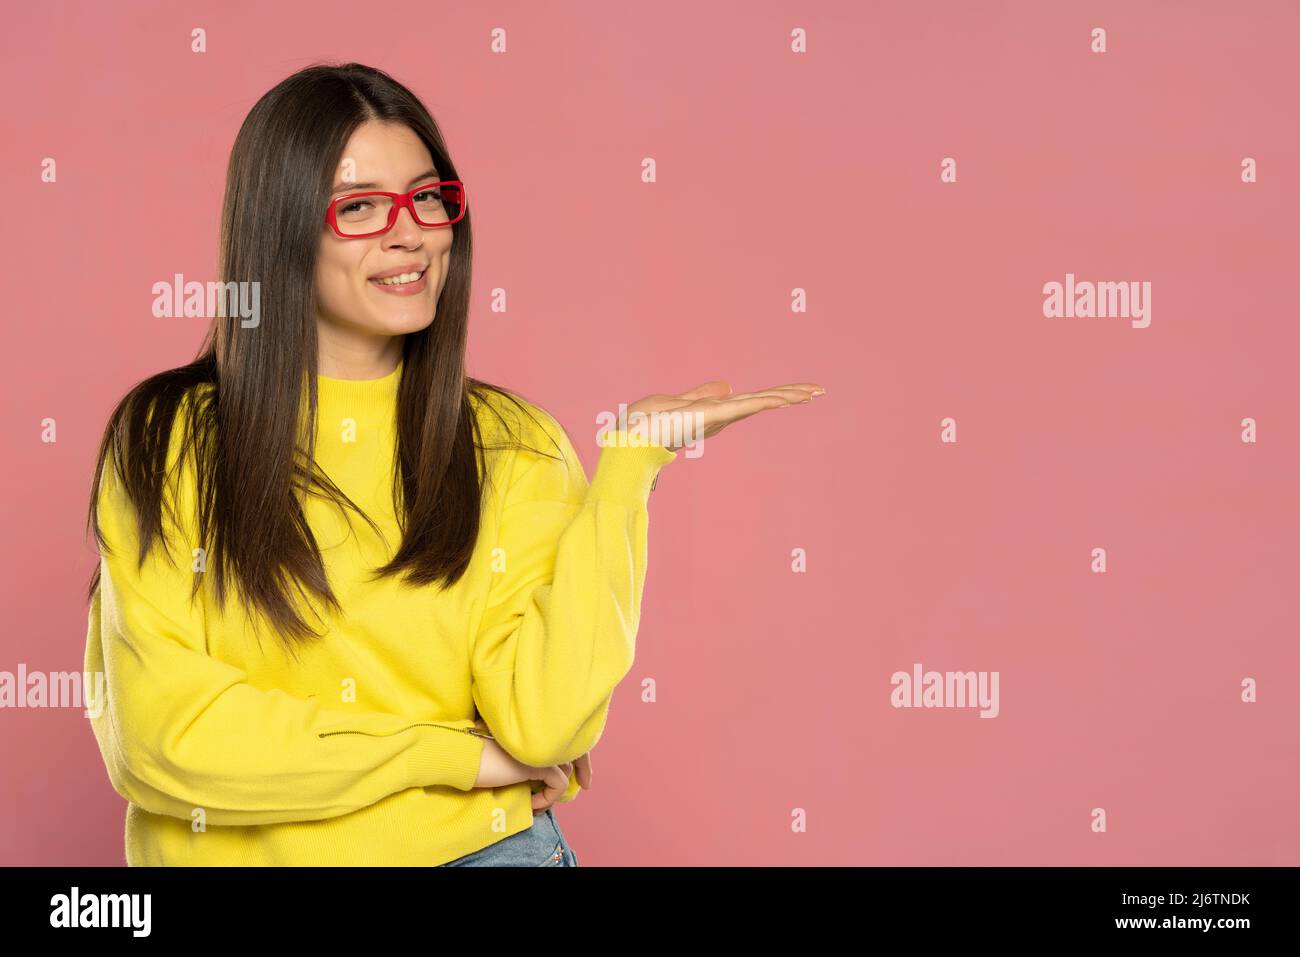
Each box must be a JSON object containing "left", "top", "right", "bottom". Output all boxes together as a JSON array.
[{"left": 84, "top": 360, "right": 676, "bottom": 865}]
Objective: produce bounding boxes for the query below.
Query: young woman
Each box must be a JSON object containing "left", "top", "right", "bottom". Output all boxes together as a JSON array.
[{"left": 83, "top": 62, "right": 823, "bottom": 867}]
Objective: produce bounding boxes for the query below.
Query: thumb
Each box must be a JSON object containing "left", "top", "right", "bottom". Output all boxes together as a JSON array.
[{"left": 677, "top": 380, "right": 733, "bottom": 401}]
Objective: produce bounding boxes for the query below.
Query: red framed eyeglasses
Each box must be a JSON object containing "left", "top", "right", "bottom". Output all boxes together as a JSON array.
[{"left": 326, "top": 180, "right": 467, "bottom": 238}]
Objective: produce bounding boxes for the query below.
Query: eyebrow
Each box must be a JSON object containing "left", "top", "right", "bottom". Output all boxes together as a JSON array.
[{"left": 331, "top": 168, "right": 440, "bottom": 194}]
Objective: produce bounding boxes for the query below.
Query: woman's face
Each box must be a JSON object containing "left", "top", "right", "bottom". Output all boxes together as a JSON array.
[{"left": 314, "top": 120, "right": 454, "bottom": 357}]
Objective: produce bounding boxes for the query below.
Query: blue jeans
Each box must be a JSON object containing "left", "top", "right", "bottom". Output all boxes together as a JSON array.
[{"left": 440, "top": 808, "right": 580, "bottom": 867}]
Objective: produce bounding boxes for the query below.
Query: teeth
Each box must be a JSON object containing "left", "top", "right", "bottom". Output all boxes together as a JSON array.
[{"left": 373, "top": 270, "right": 424, "bottom": 286}]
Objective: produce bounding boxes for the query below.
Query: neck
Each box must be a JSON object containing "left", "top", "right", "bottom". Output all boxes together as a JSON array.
[{"left": 316, "top": 333, "right": 405, "bottom": 380}]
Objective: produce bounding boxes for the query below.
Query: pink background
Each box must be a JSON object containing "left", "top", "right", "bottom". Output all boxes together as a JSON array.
[{"left": 2, "top": 0, "right": 1297, "bottom": 865}]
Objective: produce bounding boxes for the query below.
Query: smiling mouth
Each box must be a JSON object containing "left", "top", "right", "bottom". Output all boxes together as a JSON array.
[{"left": 370, "top": 269, "right": 427, "bottom": 287}]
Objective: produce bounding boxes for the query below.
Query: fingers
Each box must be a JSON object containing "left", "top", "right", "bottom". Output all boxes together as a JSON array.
[
  {"left": 753, "top": 381, "right": 825, "bottom": 394},
  {"left": 530, "top": 762, "right": 573, "bottom": 814},
  {"left": 719, "top": 385, "right": 824, "bottom": 419},
  {"left": 727, "top": 384, "right": 823, "bottom": 403},
  {"left": 573, "top": 752, "right": 593, "bottom": 789},
  {"left": 705, "top": 393, "right": 797, "bottom": 426}
]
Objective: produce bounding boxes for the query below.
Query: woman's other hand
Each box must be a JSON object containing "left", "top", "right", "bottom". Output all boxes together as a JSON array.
[
  {"left": 530, "top": 751, "right": 592, "bottom": 814},
  {"left": 471, "top": 720, "right": 593, "bottom": 812}
]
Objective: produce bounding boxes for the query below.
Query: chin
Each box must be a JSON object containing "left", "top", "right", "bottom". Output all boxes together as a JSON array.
[{"left": 363, "top": 312, "right": 435, "bottom": 336}]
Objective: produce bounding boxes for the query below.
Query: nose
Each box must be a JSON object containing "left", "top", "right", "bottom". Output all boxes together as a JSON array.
[{"left": 383, "top": 205, "right": 424, "bottom": 249}]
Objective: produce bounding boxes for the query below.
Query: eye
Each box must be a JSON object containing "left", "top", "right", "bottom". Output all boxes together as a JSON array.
[
  {"left": 413, "top": 187, "right": 442, "bottom": 203},
  {"left": 338, "top": 199, "right": 373, "bottom": 216}
]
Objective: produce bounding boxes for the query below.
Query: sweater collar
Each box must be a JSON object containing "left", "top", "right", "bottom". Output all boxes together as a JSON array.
[{"left": 315, "top": 358, "right": 403, "bottom": 418}]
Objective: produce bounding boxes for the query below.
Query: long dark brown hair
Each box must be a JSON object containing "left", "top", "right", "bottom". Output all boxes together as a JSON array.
[{"left": 86, "top": 62, "right": 559, "bottom": 655}]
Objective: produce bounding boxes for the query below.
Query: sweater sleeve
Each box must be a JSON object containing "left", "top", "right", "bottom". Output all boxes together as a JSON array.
[
  {"left": 470, "top": 415, "right": 677, "bottom": 769},
  {"left": 84, "top": 422, "right": 486, "bottom": 828}
]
